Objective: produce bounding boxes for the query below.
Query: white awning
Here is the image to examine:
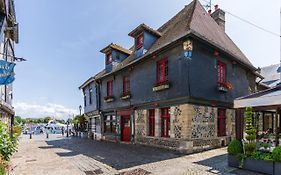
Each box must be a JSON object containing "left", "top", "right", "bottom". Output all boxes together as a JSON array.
[{"left": 234, "top": 87, "right": 281, "bottom": 109}]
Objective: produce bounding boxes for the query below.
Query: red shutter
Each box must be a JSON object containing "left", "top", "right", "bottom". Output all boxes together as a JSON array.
[
  {"left": 148, "top": 109, "right": 155, "bottom": 136},
  {"left": 107, "top": 80, "right": 113, "bottom": 96},
  {"left": 106, "top": 53, "right": 112, "bottom": 64},
  {"left": 161, "top": 107, "right": 170, "bottom": 137},
  {"left": 123, "top": 76, "right": 130, "bottom": 94},
  {"left": 136, "top": 34, "right": 143, "bottom": 49},
  {"left": 157, "top": 58, "right": 168, "bottom": 84},
  {"left": 218, "top": 109, "right": 226, "bottom": 137},
  {"left": 218, "top": 61, "right": 226, "bottom": 84}
]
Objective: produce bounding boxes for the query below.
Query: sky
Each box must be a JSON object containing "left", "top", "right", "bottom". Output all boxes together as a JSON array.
[{"left": 13, "top": 0, "right": 280, "bottom": 120}]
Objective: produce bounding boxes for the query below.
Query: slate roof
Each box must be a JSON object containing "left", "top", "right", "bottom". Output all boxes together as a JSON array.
[
  {"left": 94, "top": 0, "right": 256, "bottom": 80},
  {"left": 260, "top": 64, "right": 281, "bottom": 87},
  {"left": 79, "top": 76, "right": 95, "bottom": 90},
  {"left": 128, "top": 23, "right": 162, "bottom": 37},
  {"left": 100, "top": 43, "right": 132, "bottom": 55}
]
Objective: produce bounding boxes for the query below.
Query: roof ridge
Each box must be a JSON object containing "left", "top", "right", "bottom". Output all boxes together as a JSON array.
[
  {"left": 157, "top": 0, "right": 195, "bottom": 32},
  {"left": 187, "top": 0, "right": 197, "bottom": 30},
  {"left": 261, "top": 64, "right": 280, "bottom": 69}
]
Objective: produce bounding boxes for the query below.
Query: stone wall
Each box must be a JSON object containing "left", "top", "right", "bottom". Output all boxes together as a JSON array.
[{"left": 135, "top": 103, "right": 235, "bottom": 153}]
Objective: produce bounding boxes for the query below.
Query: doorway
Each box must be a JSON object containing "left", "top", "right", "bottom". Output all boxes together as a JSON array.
[{"left": 121, "top": 115, "right": 131, "bottom": 142}]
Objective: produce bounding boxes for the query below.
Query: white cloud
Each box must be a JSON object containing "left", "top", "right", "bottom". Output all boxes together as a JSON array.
[{"left": 13, "top": 102, "right": 78, "bottom": 120}]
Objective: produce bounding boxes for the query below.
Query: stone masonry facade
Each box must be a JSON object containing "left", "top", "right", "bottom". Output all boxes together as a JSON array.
[{"left": 135, "top": 103, "right": 235, "bottom": 153}]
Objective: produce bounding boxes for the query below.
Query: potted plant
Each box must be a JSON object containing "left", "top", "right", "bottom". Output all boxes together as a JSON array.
[
  {"left": 227, "top": 139, "right": 243, "bottom": 168},
  {"left": 272, "top": 146, "right": 281, "bottom": 174}
]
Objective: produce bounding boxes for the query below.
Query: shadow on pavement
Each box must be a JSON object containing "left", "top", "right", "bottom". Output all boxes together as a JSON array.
[
  {"left": 194, "top": 154, "right": 267, "bottom": 175},
  {"left": 41, "top": 136, "right": 182, "bottom": 170},
  {"left": 193, "top": 154, "right": 228, "bottom": 174}
]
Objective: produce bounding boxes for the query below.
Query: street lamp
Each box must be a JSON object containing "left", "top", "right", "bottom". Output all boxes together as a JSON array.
[
  {"left": 66, "top": 118, "right": 70, "bottom": 137},
  {"left": 79, "top": 105, "right": 82, "bottom": 116}
]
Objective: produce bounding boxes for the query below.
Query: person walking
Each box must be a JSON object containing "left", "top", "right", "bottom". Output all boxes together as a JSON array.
[{"left": 61, "top": 127, "right": 65, "bottom": 136}]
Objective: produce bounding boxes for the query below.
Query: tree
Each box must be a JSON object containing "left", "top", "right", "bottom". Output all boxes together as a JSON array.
[
  {"left": 14, "top": 116, "right": 22, "bottom": 125},
  {"left": 43, "top": 117, "right": 52, "bottom": 123},
  {"left": 244, "top": 107, "right": 256, "bottom": 155},
  {"left": 73, "top": 115, "right": 86, "bottom": 132}
]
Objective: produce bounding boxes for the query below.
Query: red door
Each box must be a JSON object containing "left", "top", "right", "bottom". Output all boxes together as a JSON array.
[{"left": 121, "top": 116, "right": 131, "bottom": 142}]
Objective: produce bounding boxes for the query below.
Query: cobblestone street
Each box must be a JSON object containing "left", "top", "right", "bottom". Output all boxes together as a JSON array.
[{"left": 10, "top": 134, "right": 264, "bottom": 175}]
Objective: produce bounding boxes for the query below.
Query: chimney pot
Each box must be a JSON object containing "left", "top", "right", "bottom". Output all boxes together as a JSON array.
[
  {"left": 215, "top": 5, "right": 219, "bottom": 11},
  {"left": 211, "top": 7, "right": 225, "bottom": 31}
]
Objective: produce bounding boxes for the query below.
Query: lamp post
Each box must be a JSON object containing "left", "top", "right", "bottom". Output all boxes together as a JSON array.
[
  {"left": 66, "top": 118, "right": 69, "bottom": 137},
  {"left": 79, "top": 105, "right": 82, "bottom": 116}
]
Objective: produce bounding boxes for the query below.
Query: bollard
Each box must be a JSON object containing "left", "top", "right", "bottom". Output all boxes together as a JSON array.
[
  {"left": 46, "top": 133, "right": 49, "bottom": 139},
  {"left": 29, "top": 133, "right": 32, "bottom": 139}
]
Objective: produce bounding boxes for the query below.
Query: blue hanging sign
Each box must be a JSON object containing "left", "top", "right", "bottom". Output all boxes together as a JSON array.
[{"left": 0, "top": 60, "right": 16, "bottom": 85}]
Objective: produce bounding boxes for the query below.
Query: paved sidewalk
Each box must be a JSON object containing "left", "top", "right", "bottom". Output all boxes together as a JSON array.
[{"left": 10, "top": 134, "right": 263, "bottom": 175}]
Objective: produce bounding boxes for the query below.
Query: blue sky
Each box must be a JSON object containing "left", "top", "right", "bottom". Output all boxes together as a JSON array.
[{"left": 13, "top": 0, "right": 280, "bottom": 119}]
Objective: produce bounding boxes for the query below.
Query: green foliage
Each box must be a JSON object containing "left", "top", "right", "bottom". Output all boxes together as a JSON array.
[
  {"left": 0, "top": 164, "right": 5, "bottom": 175},
  {"left": 73, "top": 115, "right": 85, "bottom": 124},
  {"left": 272, "top": 146, "right": 281, "bottom": 162},
  {"left": 244, "top": 107, "right": 256, "bottom": 155},
  {"left": 261, "top": 143, "right": 270, "bottom": 150},
  {"left": 250, "top": 151, "right": 273, "bottom": 161},
  {"left": 227, "top": 139, "right": 243, "bottom": 156},
  {"left": 244, "top": 143, "right": 256, "bottom": 156},
  {"left": 0, "top": 155, "right": 7, "bottom": 175},
  {"left": 0, "top": 121, "right": 17, "bottom": 161},
  {"left": 24, "top": 117, "right": 53, "bottom": 124},
  {"left": 13, "top": 125, "right": 22, "bottom": 138}
]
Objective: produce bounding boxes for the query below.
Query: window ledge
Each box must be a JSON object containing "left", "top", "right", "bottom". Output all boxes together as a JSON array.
[
  {"left": 218, "top": 82, "right": 232, "bottom": 92},
  {"left": 120, "top": 92, "right": 131, "bottom": 100},
  {"left": 218, "top": 86, "right": 228, "bottom": 92},
  {"left": 153, "top": 81, "right": 170, "bottom": 92},
  {"left": 104, "top": 96, "right": 114, "bottom": 103}
]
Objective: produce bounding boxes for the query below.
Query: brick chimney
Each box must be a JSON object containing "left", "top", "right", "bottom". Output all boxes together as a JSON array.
[{"left": 211, "top": 5, "right": 225, "bottom": 31}]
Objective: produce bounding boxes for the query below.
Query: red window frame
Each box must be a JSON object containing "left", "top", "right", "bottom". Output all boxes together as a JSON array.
[
  {"left": 218, "top": 61, "right": 226, "bottom": 85},
  {"left": 136, "top": 34, "right": 144, "bottom": 49},
  {"left": 107, "top": 80, "right": 113, "bottom": 96},
  {"left": 148, "top": 109, "right": 155, "bottom": 136},
  {"left": 161, "top": 107, "right": 170, "bottom": 137},
  {"left": 123, "top": 75, "right": 130, "bottom": 94},
  {"left": 157, "top": 58, "right": 168, "bottom": 84},
  {"left": 106, "top": 53, "right": 112, "bottom": 64},
  {"left": 217, "top": 109, "right": 226, "bottom": 137}
]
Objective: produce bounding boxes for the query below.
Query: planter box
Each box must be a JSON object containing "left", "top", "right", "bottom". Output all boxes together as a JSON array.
[
  {"left": 120, "top": 94, "right": 131, "bottom": 100},
  {"left": 274, "top": 162, "right": 281, "bottom": 175},
  {"left": 228, "top": 154, "right": 277, "bottom": 175},
  {"left": 153, "top": 83, "right": 170, "bottom": 92},
  {"left": 228, "top": 155, "right": 240, "bottom": 168},
  {"left": 104, "top": 96, "right": 114, "bottom": 103},
  {"left": 218, "top": 86, "right": 228, "bottom": 92},
  {"left": 243, "top": 158, "right": 273, "bottom": 175}
]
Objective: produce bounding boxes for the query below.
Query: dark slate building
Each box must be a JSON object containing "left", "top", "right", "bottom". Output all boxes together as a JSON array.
[
  {"left": 80, "top": 0, "right": 259, "bottom": 153},
  {"left": 260, "top": 64, "right": 281, "bottom": 88}
]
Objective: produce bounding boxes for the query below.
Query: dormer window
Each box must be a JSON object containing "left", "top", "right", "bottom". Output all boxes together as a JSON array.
[
  {"left": 136, "top": 34, "right": 144, "bottom": 50},
  {"left": 106, "top": 53, "right": 112, "bottom": 64}
]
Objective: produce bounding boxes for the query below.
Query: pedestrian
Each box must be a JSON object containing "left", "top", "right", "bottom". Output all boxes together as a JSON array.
[{"left": 61, "top": 127, "right": 65, "bottom": 136}]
